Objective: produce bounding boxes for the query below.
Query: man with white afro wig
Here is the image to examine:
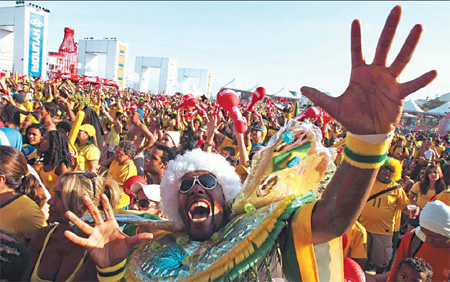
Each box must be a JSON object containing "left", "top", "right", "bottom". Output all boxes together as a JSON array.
[
  {"left": 61, "top": 7, "right": 437, "bottom": 280},
  {"left": 160, "top": 149, "right": 241, "bottom": 240}
]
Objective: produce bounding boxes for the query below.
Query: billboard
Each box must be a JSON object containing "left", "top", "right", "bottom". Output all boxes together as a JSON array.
[
  {"left": 116, "top": 44, "right": 126, "bottom": 89},
  {"left": 28, "top": 12, "right": 44, "bottom": 77}
]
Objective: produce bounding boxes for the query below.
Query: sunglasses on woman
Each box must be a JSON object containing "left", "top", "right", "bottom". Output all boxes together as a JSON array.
[
  {"left": 82, "top": 171, "right": 98, "bottom": 199},
  {"left": 178, "top": 174, "right": 218, "bottom": 194}
]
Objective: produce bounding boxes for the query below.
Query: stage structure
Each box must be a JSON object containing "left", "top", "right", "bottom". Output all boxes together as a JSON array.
[
  {"left": 48, "top": 27, "right": 78, "bottom": 78},
  {"left": 177, "top": 68, "right": 212, "bottom": 98},
  {"left": 78, "top": 38, "right": 128, "bottom": 89},
  {"left": 0, "top": 2, "right": 50, "bottom": 78},
  {"left": 133, "top": 56, "right": 177, "bottom": 94}
]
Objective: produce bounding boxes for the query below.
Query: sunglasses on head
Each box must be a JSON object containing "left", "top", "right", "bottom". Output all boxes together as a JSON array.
[
  {"left": 82, "top": 171, "right": 98, "bottom": 199},
  {"left": 178, "top": 174, "right": 218, "bottom": 194}
]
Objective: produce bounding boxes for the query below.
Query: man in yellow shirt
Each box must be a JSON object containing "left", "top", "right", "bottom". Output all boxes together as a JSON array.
[
  {"left": 343, "top": 221, "right": 367, "bottom": 270},
  {"left": 108, "top": 140, "right": 138, "bottom": 208},
  {"left": 359, "top": 158, "right": 410, "bottom": 274}
]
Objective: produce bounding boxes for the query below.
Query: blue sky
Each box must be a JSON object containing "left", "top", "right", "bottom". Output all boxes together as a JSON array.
[{"left": 6, "top": 1, "right": 450, "bottom": 100}]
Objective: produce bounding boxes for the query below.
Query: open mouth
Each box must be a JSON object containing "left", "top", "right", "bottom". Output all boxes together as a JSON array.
[{"left": 188, "top": 200, "right": 212, "bottom": 223}]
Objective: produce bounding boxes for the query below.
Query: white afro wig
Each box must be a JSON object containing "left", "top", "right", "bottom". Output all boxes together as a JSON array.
[{"left": 160, "top": 149, "right": 242, "bottom": 229}]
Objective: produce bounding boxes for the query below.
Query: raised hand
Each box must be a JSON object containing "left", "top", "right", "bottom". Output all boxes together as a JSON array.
[
  {"left": 301, "top": 6, "right": 437, "bottom": 135},
  {"left": 64, "top": 194, "right": 153, "bottom": 268}
]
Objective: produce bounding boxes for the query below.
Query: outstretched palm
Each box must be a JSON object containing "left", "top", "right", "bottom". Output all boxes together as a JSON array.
[
  {"left": 302, "top": 6, "right": 437, "bottom": 135},
  {"left": 64, "top": 195, "right": 153, "bottom": 268}
]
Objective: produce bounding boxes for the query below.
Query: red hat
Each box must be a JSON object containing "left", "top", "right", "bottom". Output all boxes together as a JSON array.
[
  {"left": 129, "top": 103, "right": 138, "bottom": 113},
  {"left": 123, "top": 175, "right": 147, "bottom": 197}
]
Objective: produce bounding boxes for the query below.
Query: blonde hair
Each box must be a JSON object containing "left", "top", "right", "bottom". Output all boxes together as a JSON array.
[{"left": 59, "top": 172, "right": 120, "bottom": 217}]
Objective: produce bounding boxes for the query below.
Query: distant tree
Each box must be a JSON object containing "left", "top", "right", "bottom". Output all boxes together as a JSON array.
[{"left": 421, "top": 97, "right": 446, "bottom": 111}]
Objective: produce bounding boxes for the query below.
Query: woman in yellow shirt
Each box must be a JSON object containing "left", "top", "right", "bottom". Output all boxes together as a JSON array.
[
  {"left": 0, "top": 146, "right": 47, "bottom": 243},
  {"left": 409, "top": 164, "right": 446, "bottom": 210},
  {"left": 35, "top": 130, "right": 74, "bottom": 195},
  {"left": 408, "top": 164, "right": 447, "bottom": 231},
  {"left": 75, "top": 124, "right": 101, "bottom": 172}
]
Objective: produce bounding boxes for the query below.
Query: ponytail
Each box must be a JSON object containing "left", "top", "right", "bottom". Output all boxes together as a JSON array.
[{"left": 0, "top": 146, "right": 46, "bottom": 208}]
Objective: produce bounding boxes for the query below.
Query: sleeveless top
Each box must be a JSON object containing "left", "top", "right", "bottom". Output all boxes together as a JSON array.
[
  {"left": 39, "top": 166, "right": 58, "bottom": 196},
  {"left": 30, "top": 224, "right": 88, "bottom": 282}
]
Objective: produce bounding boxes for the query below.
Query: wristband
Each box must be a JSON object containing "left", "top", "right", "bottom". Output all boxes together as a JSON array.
[
  {"left": 96, "top": 258, "right": 127, "bottom": 282},
  {"left": 343, "top": 131, "right": 393, "bottom": 169}
]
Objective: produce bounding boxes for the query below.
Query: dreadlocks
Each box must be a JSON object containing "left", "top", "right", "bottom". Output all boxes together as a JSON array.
[{"left": 42, "top": 130, "right": 74, "bottom": 170}]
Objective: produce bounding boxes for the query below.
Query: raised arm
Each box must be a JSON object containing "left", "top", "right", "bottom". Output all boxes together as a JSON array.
[
  {"left": 305, "top": 6, "right": 437, "bottom": 244},
  {"left": 65, "top": 194, "right": 152, "bottom": 268}
]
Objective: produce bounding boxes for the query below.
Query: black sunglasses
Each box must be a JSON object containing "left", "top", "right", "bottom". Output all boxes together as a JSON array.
[
  {"left": 178, "top": 174, "right": 218, "bottom": 194},
  {"left": 381, "top": 166, "right": 395, "bottom": 173},
  {"left": 138, "top": 199, "right": 158, "bottom": 210}
]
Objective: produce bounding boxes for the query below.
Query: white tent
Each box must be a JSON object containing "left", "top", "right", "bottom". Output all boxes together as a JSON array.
[
  {"left": 438, "top": 92, "right": 450, "bottom": 102},
  {"left": 271, "top": 87, "right": 295, "bottom": 99},
  {"left": 221, "top": 78, "right": 244, "bottom": 90},
  {"left": 173, "top": 77, "right": 203, "bottom": 96},
  {"left": 248, "top": 83, "right": 260, "bottom": 92},
  {"left": 403, "top": 99, "right": 423, "bottom": 113},
  {"left": 426, "top": 102, "right": 450, "bottom": 115}
]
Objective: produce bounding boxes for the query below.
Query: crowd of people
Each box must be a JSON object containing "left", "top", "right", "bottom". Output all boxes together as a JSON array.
[{"left": 0, "top": 6, "right": 449, "bottom": 282}]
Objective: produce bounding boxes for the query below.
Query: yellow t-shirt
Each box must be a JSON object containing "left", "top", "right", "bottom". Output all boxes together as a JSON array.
[
  {"left": 343, "top": 221, "right": 367, "bottom": 260},
  {"left": 23, "top": 100, "right": 34, "bottom": 112},
  {"left": 18, "top": 104, "right": 27, "bottom": 124},
  {"left": 409, "top": 182, "right": 437, "bottom": 209},
  {"left": 75, "top": 142, "right": 101, "bottom": 171},
  {"left": 434, "top": 190, "right": 450, "bottom": 206},
  {"left": 359, "top": 181, "right": 410, "bottom": 235},
  {"left": 108, "top": 160, "right": 137, "bottom": 208},
  {"left": 0, "top": 195, "right": 47, "bottom": 241},
  {"left": 389, "top": 145, "right": 409, "bottom": 161},
  {"left": 431, "top": 145, "right": 445, "bottom": 157}
]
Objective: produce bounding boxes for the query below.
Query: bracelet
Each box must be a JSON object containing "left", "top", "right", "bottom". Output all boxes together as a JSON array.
[
  {"left": 96, "top": 258, "right": 127, "bottom": 282},
  {"left": 343, "top": 131, "right": 393, "bottom": 169},
  {"left": 204, "top": 142, "right": 213, "bottom": 147}
]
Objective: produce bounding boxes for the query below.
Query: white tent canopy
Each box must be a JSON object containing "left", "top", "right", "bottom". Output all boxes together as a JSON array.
[
  {"left": 221, "top": 78, "right": 244, "bottom": 90},
  {"left": 271, "top": 87, "right": 295, "bottom": 99},
  {"left": 403, "top": 99, "right": 423, "bottom": 113},
  {"left": 438, "top": 92, "right": 450, "bottom": 102},
  {"left": 173, "top": 77, "right": 203, "bottom": 96},
  {"left": 248, "top": 83, "right": 260, "bottom": 92},
  {"left": 426, "top": 102, "right": 450, "bottom": 115}
]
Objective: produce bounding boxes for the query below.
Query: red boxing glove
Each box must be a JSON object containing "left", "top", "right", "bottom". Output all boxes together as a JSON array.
[{"left": 217, "top": 88, "right": 247, "bottom": 133}]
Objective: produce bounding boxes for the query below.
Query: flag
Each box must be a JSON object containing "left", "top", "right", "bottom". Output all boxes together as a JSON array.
[{"left": 293, "top": 100, "right": 301, "bottom": 118}]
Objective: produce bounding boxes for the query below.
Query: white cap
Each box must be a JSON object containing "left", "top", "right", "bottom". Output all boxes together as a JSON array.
[
  {"left": 164, "top": 131, "right": 180, "bottom": 148},
  {"left": 130, "top": 183, "right": 161, "bottom": 202}
]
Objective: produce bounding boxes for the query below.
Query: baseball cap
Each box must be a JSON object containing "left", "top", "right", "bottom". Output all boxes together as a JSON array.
[
  {"left": 131, "top": 183, "right": 161, "bottom": 203},
  {"left": 79, "top": 124, "right": 96, "bottom": 137},
  {"left": 235, "top": 165, "right": 250, "bottom": 176},
  {"left": 22, "top": 144, "right": 37, "bottom": 161},
  {"left": 12, "top": 93, "right": 24, "bottom": 104},
  {"left": 123, "top": 175, "right": 147, "bottom": 197},
  {"left": 252, "top": 124, "right": 266, "bottom": 132},
  {"left": 164, "top": 131, "right": 180, "bottom": 147}
]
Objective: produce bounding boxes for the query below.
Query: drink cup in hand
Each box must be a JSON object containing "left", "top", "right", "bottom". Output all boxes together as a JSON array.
[{"left": 407, "top": 204, "right": 418, "bottom": 219}]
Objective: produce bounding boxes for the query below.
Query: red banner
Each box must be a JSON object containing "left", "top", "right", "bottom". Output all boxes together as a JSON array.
[{"left": 82, "top": 75, "right": 99, "bottom": 84}]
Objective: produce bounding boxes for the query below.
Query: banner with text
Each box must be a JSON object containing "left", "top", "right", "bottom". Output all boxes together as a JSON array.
[{"left": 28, "top": 12, "right": 45, "bottom": 78}]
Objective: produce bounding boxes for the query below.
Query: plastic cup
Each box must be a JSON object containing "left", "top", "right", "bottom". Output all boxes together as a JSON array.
[{"left": 407, "top": 204, "right": 418, "bottom": 219}]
